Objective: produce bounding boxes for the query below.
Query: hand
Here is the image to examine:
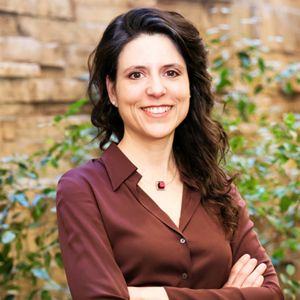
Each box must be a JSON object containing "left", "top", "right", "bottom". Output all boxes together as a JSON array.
[
  {"left": 223, "top": 254, "right": 267, "bottom": 288},
  {"left": 128, "top": 286, "right": 168, "bottom": 300}
]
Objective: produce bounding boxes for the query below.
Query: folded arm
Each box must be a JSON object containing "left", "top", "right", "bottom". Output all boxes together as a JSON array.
[{"left": 128, "top": 184, "right": 283, "bottom": 300}]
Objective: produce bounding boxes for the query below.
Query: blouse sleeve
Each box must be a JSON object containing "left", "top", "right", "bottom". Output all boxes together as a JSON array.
[
  {"left": 163, "top": 184, "right": 284, "bottom": 300},
  {"left": 56, "top": 174, "right": 129, "bottom": 300}
]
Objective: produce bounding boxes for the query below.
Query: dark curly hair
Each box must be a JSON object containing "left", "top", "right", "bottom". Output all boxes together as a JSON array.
[{"left": 87, "top": 7, "right": 239, "bottom": 238}]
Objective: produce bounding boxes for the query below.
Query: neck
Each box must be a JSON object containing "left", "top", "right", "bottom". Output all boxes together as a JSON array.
[{"left": 117, "top": 132, "right": 177, "bottom": 182}]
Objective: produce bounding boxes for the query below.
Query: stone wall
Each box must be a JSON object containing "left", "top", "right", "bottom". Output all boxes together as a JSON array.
[{"left": 0, "top": 0, "right": 300, "bottom": 157}]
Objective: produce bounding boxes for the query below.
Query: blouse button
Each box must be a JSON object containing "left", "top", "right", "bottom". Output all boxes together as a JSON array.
[
  {"left": 180, "top": 238, "right": 186, "bottom": 244},
  {"left": 182, "top": 273, "right": 188, "bottom": 279}
]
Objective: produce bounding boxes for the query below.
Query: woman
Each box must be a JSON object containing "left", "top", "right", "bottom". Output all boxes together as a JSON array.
[{"left": 56, "top": 7, "right": 283, "bottom": 300}]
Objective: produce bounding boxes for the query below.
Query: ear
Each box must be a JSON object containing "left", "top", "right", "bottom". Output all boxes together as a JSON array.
[{"left": 106, "top": 75, "right": 118, "bottom": 107}]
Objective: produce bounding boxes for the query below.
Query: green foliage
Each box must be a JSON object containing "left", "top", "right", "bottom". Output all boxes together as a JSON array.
[
  {"left": 206, "top": 23, "right": 300, "bottom": 299},
  {"left": 0, "top": 100, "right": 99, "bottom": 299},
  {"left": 1, "top": 9, "right": 300, "bottom": 300}
]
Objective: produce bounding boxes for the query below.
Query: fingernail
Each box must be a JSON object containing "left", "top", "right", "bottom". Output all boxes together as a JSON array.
[
  {"left": 259, "top": 263, "right": 267, "bottom": 270},
  {"left": 243, "top": 254, "right": 250, "bottom": 260}
]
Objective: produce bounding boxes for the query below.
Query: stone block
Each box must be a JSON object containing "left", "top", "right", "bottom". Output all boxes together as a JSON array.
[
  {"left": 0, "top": 37, "right": 66, "bottom": 67},
  {"left": 72, "top": 22, "right": 106, "bottom": 46},
  {"left": 73, "top": 0, "right": 112, "bottom": 5},
  {"left": 257, "top": 4, "right": 300, "bottom": 54},
  {"left": 0, "top": 62, "right": 41, "bottom": 78},
  {"left": 0, "top": 141, "right": 17, "bottom": 157},
  {"left": 126, "top": 0, "right": 157, "bottom": 8},
  {"left": 75, "top": 3, "right": 126, "bottom": 23},
  {"left": 73, "top": 0, "right": 129, "bottom": 6},
  {"left": 0, "top": 116, "right": 17, "bottom": 141},
  {"left": 17, "top": 16, "right": 74, "bottom": 44},
  {"left": 40, "top": 43, "right": 66, "bottom": 67},
  {"left": 37, "top": 0, "right": 74, "bottom": 20},
  {"left": 0, "top": 79, "right": 31, "bottom": 102},
  {"left": 0, "top": 78, "right": 86, "bottom": 102},
  {"left": 0, "top": 37, "right": 42, "bottom": 63},
  {"left": 40, "top": 66, "right": 65, "bottom": 78},
  {"left": 161, "top": 1, "right": 209, "bottom": 33},
  {"left": 27, "top": 79, "right": 86, "bottom": 102},
  {"left": 17, "top": 16, "right": 105, "bottom": 45},
  {"left": 0, "top": 0, "right": 38, "bottom": 15},
  {"left": 244, "top": 0, "right": 300, "bottom": 10},
  {"left": 0, "top": 0, "right": 73, "bottom": 19},
  {"left": 67, "top": 44, "right": 94, "bottom": 68},
  {"left": 50, "top": 79, "right": 87, "bottom": 101},
  {"left": 0, "top": 15, "right": 18, "bottom": 36},
  {"left": 65, "top": 67, "right": 89, "bottom": 79},
  {"left": 17, "top": 115, "right": 62, "bottom": 139},
  {"left": 228, "top": 3, "right": 252, "bottom": 39}
]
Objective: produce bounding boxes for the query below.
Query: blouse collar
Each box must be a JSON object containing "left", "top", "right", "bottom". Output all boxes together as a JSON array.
[{"left": 100, "top": 141, "right": 199, "bottom": 191}]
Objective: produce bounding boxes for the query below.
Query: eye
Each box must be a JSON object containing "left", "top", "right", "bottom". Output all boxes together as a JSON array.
[
  {"left": 165, "top": 70, "right": 179, "bottom": 77},
  {"left": 129, "top": 72, "right": 144, "bottom": 79}
]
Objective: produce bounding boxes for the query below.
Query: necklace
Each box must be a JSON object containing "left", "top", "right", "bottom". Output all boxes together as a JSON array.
[{"left": 142, "top": 168, "right": 178, "bottom": 191}]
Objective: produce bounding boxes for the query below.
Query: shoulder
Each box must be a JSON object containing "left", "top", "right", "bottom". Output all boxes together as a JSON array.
[
  {"left": 228, "top": 183, "right": 245, "bottom": 206},
  {"left": 57, "top": 158, "right": 109, "bottom": 193},
  {"left": 222, "top": 175, "right": 246, "bottom": 211}
]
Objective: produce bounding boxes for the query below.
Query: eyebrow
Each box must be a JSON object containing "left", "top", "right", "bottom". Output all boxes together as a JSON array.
[{"left": 123, "top": 63, "right": 185, "bottom": 74}]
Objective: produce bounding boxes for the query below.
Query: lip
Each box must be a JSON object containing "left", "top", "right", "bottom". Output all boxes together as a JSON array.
[{"left": 141, "top": 105, "right": 173, "bottom": 118}]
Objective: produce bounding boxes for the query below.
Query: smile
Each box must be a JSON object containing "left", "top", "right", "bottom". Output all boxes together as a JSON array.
[{"left": 141, "top": 106, "right": 172, "bottom": 114}]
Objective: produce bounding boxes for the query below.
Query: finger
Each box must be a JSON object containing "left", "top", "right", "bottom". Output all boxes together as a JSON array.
[
  {"left": 225, "top": 254, "right": 251, "bottom": 286},
  {"left": 252, "top": 275, "right": 264, "bottom": 287},
  {"left": 231, "top": 258, "right": 258, "bottom": 287},
  {"left": 241, "top": 263, "right": 267, "bottom": 288}
]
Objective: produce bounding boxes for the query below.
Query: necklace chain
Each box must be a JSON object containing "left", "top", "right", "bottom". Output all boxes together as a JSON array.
[{"left": 142, "top": 168, "right": 178, "bottom": 189}]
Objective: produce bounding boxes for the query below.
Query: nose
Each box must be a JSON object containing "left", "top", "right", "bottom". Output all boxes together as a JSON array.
[{"left": 146, "top": 75, "right": 167, "bottom": 98}]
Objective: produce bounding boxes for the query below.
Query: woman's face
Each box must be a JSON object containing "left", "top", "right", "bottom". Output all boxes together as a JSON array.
[{"left": 106, "top": 34, "right": 190, "bottom": 142}]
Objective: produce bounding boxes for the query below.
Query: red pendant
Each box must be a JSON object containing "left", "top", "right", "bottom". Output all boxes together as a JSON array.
[{"left": 156, "top": 181, "right": 165, "bottom": 191}]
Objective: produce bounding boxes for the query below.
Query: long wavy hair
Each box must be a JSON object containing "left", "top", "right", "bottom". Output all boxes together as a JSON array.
[{"left": 87, "top": 7, "right": 239, "bottom": 238}]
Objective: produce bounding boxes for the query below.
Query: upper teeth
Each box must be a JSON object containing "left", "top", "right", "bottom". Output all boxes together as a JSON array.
[{"left": 142, "top": 106, "right": 171, "bottom": 114}]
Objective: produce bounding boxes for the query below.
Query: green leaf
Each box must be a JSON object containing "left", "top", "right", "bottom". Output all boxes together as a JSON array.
[
  {"left": 286, "top": 264, "right": 296, "bottom": 276},
  {"left": 284, "top": 113, "right": 295, "bottom": 129},
  {"left": 31, "top": 268, "right": 50, "bottom": 280},
  {"left": 272, "top": 248, "right": 284, "bottom": 259},
  {"left": 16, "top": 237, "right": 22, "bottom": 252},
  {"left": 35, "top": 236, "right": 41, "bottom": 246},
  {"left": 28, "top": 222, "right": 40, "bottom": 228},
  {"left": 44, "top": 252, "right": 51, "bottom": 270},
  {"left": 3, "top": 285, "right": 20, "bottom": 291},
  {"left": 258, "top": 58, "right": 266, "bottom": 73},
  {"left": 65, "top": 98, "right": 88, "bottom": 117},
  {"left": 32, "top": 194, "right": 43, "bottom": 206},
  {"left": 24, "top": 289, "right": 39, "bottom": 300},
  {"left": 3, "top": 295, "right": 15, "bottom": 300},
  {"left": 254, "top": 85, "right": 263, "bottom": 94},
  {"left": 212, "top": 57, "right": 224, "bottom": 69},
  {"left": 41, "top": 290, "right": 52, "bottom": 300},
  {"left": 2, "top": 231, "right": 16, "bottom": 244},
  {"left": 53, "top": 115, "right": 63, "bottom": 123},
  {"left": 55, "top": 252, "right": 64, "bottom": 269},
  {"left": 285, "top": 82, "right": 293, "bottom": 95},
  {"left": 9, "top": 193, "right": 30, "bottom": 208},
  {"left": 238, "top": 52, "right": 250, "bottom": 69},
  {"left": 211, "top": 38, "right": 220, "bottom": 44},
  {"left": 280, "top": 196, "right": 292, "bottom": 213}
]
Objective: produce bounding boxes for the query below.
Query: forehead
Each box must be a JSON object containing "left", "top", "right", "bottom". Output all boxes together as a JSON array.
[{"left": 117, "top": 34, "right": 186, "bottom": 70}]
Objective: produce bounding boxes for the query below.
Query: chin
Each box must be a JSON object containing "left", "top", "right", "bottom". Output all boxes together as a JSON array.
[{"left": 145, "top": 131, "right": 174, "bottom": 141}]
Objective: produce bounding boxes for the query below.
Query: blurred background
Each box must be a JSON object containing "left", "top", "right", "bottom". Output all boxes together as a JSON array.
[
  {"left": 1, "top": 0, "right": 300, "bottom": 157},
  {"left": 0, "top": 0, "right": 300, "bottom": 299}
]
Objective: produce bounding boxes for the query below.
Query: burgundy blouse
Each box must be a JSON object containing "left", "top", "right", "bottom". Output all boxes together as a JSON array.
[{"left": 56, "top": 142, "right": 283, "bottom": 300}]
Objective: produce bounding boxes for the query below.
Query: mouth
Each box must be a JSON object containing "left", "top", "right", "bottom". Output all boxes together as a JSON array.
[{"left": 141, "top": 106, "right": 172, "bottom": 114}]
